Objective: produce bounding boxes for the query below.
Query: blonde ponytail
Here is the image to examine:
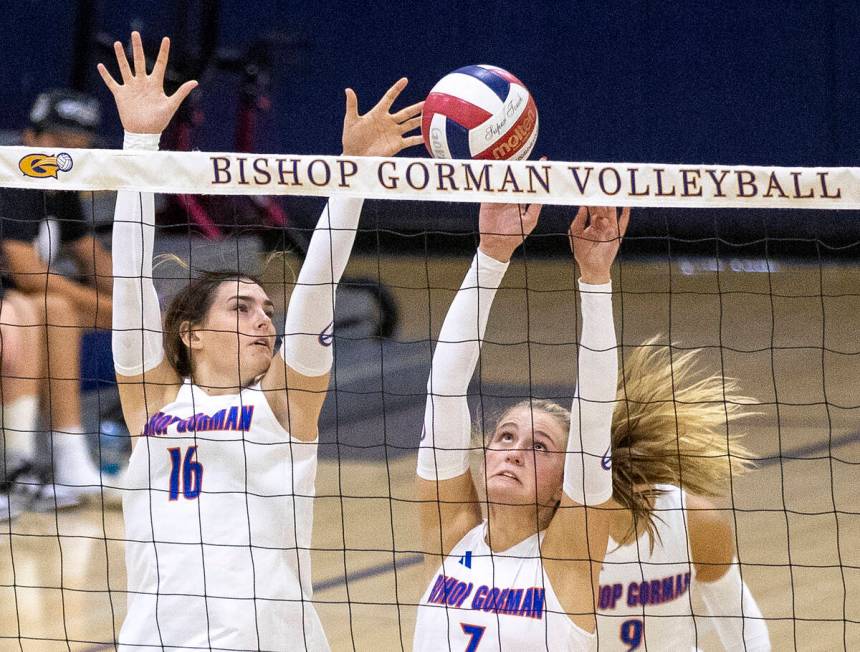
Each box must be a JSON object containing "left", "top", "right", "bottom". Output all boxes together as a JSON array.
[
  {"left": 610, "top": 337, "right": 757, "bottom": 546},
  {"left": 496, "top": 337, "right": 758, "bottom": 548}
]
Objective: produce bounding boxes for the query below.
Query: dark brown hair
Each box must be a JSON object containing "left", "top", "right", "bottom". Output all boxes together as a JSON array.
[{"left": 162, "top": 271, "right": 265, "bottom": 378}]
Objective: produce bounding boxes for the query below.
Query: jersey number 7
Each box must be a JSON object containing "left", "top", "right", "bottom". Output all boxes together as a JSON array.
[
  {"left": 460, "top": 623, "right": 485, "bottom": 652},
  {"left": 168, "top": 446, "right": 204, "bottom": 500}
]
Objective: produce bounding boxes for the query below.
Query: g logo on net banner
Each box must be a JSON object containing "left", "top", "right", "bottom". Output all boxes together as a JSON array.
[{"left": 19, "top": 152, "right": 74, "bottom": 179}]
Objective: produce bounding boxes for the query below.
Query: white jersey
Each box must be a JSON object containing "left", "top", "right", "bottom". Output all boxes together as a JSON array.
[
  {"left": 119, "top": 380, "right": 329, "bottom": 652},
  {"left": 414, "top": 521, "right": 595, "bottom": 651},
  {"left": 597, "top": 485, "right": 700, "bottom": 651}
]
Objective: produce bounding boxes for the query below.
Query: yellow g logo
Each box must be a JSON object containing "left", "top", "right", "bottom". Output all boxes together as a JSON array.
[{"left": 19, "top": 152, "right": 74, "bottom": 178}]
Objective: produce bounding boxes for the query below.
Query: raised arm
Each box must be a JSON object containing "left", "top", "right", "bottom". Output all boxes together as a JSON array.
[
  {"left": 110, "top": 141, "right": 161, "bottom": 379},
  {"left": 543, "top": 205, "right": 629, "bottom": 632},
  {"left": 98, "top": 32, "right": 197, "bottom": 434},
  {"left": 416, "top": 202, "right": 541, "bottom": 561},
  {"left": 561, "top": 207, "right": 629, "bottom": 511},
  {"left": 263, "top": 78, "right": 424, "bottom": 440}
]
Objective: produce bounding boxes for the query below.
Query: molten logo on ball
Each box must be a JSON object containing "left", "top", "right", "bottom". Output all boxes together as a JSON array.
[
  {"left": 488, "top": 99, "right": 538, "bottom": 161},
  {"left": 422, "top": 65, "right": 539, "bottom": 161},
  {"left": 19, "top": 152, "right": 74, "bottom": 179}
]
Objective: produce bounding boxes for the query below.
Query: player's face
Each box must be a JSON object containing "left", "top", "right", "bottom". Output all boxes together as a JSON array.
[
  {"left": 197, "top": 280, "right": 277, "bottom": 381},
  {"left": 484, "top": 406, "right": 567, "bottom": 508}
]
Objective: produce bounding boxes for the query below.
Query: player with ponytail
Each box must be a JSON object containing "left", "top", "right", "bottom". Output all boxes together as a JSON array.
[
  {"left": 467, "top": 344, "right": 772, "bottom": 650},
  {"left": 596, "top": 339, "right": 771, "bottom": 650}
]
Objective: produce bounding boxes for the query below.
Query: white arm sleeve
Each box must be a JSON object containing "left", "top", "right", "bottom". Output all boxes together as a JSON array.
[
  {"left": 281, "top": 197, "right": 364, "bottom": 376},
  {"left": 562, "top": 280, "right": 617, "bottom": 506},
  {"left": 111, "top": 131, "right": 164, "bottom": 376},
  {"left": 417, "top": 250, "right": 509, "bottom": 481},
  {"left": 694, "top": 563, "right": 772, "bottom": 651}
]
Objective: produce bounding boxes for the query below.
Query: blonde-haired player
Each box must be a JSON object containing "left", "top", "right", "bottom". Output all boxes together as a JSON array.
[
  {"left": 414, "top": 202, "right": 629, "bottom": 650},
  {"left": 596, "top": 341, "right": 771, "bottom": 650},
  {"left": 98, "top": 32, "right": 423, "bottom": 651}
]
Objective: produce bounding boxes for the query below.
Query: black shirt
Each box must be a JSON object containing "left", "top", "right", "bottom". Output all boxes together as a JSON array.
[{"left": 0, "top": 188, "right": 90, "bottom": 245}]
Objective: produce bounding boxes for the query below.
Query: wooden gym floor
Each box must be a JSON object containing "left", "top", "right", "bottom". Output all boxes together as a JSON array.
[{"left": 1, "top": 254, "right": 858, "bottom": 651}]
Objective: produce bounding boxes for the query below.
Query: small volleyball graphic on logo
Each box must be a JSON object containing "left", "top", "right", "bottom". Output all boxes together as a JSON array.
[
  {"left": 56, "top": 152, "right": 74, "bottom": 172},
  {"left": 422, "top": 65, "right": 538, "bottom": 161}
]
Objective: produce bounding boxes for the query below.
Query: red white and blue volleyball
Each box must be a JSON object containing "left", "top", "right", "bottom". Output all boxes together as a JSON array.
[{"left": 422, "top": 65, "right": 538, "bottom": 161}]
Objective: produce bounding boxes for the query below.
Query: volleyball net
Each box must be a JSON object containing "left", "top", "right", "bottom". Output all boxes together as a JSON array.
[{"left": 0, "top": 148, "right": 857, "bottom": 650}]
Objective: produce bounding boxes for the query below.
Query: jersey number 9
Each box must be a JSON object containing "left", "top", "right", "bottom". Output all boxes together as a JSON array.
[{"left": 620, "top": 618, "right": 643, "bottom": 651}]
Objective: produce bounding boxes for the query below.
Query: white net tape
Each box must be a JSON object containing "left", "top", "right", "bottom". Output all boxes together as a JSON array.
[{"left": 2, "top": 146, "right": 858, "bottom": 208}]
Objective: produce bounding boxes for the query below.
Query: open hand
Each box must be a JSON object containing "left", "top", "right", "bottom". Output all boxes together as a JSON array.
[
  {"left": 569, "top": 206, "right": 631, "bottom": 284},
  {"left": 342, "top": 78, "right": 423, "bottom": 157},
  {"left": 97, "top": 32, "right": 198, "bottom": 135},
  {"left": 478, "top": 202, "right": 543, "bottom": 263}
]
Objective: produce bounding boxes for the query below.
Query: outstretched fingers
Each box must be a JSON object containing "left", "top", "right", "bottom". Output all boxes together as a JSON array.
[
  {"left": 96, "top": 31, "right": 198, "bottom": 134},
  {"left": 344, "top": 88, "right": 359, "bottom": 120},
  {"left": 131, "top": 31, "right": 147, "bottom": 77},
  {"left": 402, "top": 135, "right": 424, "bottom": 148},
  {"left": 97, "top": 63, "right": 120, "bottom": 93},
  {"left": 392, "top": 100, "right": 424, "bottom": 123},
  {"left": 399, "top": 115, "right": 422, "bottom": 134},
  {"left": 168, "top": 80, "right": 199, "bottom": 112},
  {"left": 375, "top": 77, "right": 409, "bottom": 113},
  {"left": 113, "top": 40, "right": 133, "bottom": 83},
  {"left": 152, "top": 36, "right": 171, "bottom": 86}
]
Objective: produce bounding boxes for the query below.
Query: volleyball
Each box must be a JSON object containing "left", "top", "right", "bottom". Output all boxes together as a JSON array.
[
  {"left": 56, "top": 152, "right": 73, "bottom": 172},
  {"left": 422, "top": 65, "right": 538, "bottom": 161}
]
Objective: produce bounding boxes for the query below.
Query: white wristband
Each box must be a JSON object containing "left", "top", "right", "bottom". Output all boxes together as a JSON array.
[{"left": 123, "top": 131, "right": 161, "bottom": 151}]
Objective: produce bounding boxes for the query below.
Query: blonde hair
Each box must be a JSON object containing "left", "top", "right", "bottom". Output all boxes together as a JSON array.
[
  {"left": 497, "top": 336, "right": 757, "bottom": 547},
  {"left": 153, "top": 252, "right": 190, "bottom": 272},
  {"left": 261, "top": 249, "right": 298, "bottom": 286},
  {"left": 611, "top": 337, "right": 757, "bottom": 546}
]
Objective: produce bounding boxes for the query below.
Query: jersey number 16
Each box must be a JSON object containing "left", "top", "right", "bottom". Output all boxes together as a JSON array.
[{"left": 168, "top": 446, "right": 204, "bottom": 500}]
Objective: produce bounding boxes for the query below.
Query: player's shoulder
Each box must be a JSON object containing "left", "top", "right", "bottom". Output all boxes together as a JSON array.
[
  {"left": 685, "top": 494, "right": 732, "bottom": 535},
  {"left": 449, "top": 520, "right": 486, "bottom": 553},
  {"left": 686, "top": 494, "right": 736, "bottom": 579}
]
